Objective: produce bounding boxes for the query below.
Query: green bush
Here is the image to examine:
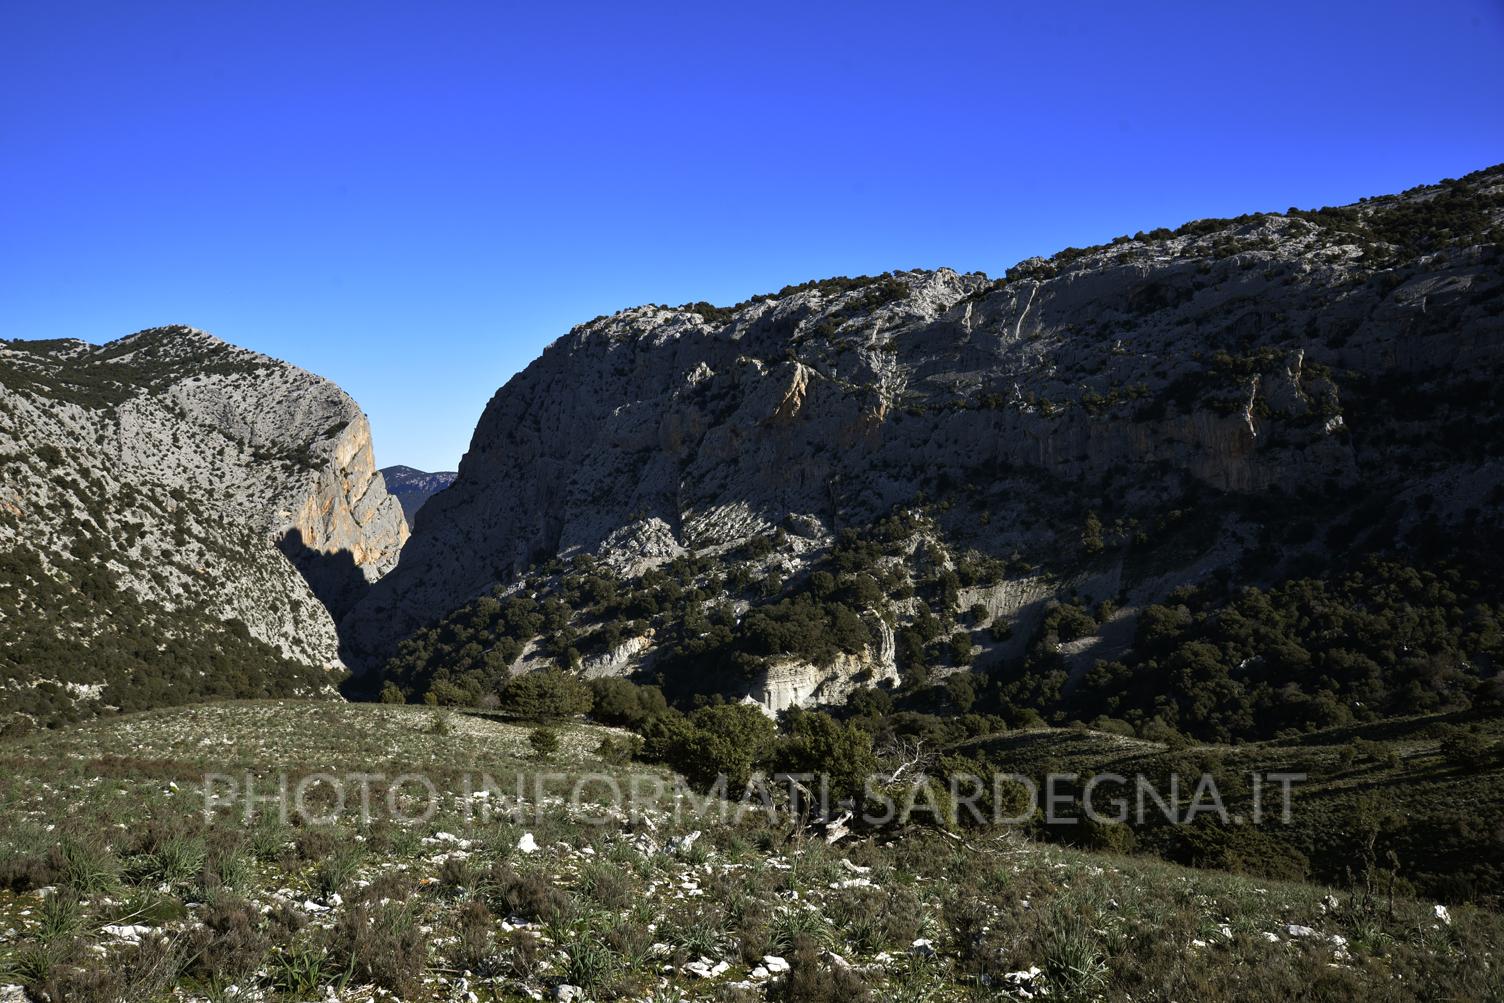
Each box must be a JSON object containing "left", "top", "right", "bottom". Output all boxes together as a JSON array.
[
  {"left": 639, "top": 703, "right": 777, "bottom": 791},
  {"left": 684, "top": 703, "right": 777, "bottom": 790},
  {"left": 1169, "top": 821, "right": 1310, "bottom": 882},
  {"left": 945, "top": 672, "right": 977, "bottom": 712},
  {"left": 774, "top": 708, "right": 877, "bottom": 799},
  {"left": 528, "top": 727, "right": 560, "bottom": 759},
  {"left": 588, "top": 677, "right": 667, "bottom": 727},
  {"left": 594, "top": 733, "right": 643, "bottom": 764},
  {"left": 1439, "top": 729, "right": 1496, "bottom": 770}
]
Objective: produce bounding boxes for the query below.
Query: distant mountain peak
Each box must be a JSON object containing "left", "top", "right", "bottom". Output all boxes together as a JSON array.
[{"left": 379, "top": 465, "right": 457, "bottom": 529}]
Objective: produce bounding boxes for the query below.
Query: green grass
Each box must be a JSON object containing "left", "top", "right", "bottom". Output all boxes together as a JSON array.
[{"left": 0, "top": 700, "right": 1499, "bottom": 1001}]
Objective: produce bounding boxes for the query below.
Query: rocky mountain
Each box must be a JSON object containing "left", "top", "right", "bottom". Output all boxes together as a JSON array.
[
  {"left": 352, "top": 166, "right": 1504, "bottom": 724},
  {"left": 0, "top": 326, "right": 408, "bottom": 727},
  {"left": 380, "top": 464, "right": 457, "bottom": 528}
]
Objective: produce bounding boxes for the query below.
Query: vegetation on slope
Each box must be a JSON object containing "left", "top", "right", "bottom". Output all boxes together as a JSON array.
[{"left": 1, "top": 701, "right": 1500, "bottom": 1002}]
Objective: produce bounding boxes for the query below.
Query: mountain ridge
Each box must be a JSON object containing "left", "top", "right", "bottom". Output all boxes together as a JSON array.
[
  {"left": 379, "top": 464, "right": 458, "bottom": 528},
  {"left": 349, "top": 164, "right": 1504, "bottom": 723}
]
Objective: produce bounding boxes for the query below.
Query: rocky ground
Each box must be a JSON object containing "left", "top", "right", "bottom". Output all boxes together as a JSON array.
[{"left": 0, "top": 701, "right": 1499, "bottom": 1002}]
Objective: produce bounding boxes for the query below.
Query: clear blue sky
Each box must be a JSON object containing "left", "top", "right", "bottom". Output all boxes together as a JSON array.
[{"left": 2, "top": 2, "right": 1501, "bottom": 471}]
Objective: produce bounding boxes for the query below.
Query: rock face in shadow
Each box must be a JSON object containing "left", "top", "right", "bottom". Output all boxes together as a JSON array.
[
  {"left": 346, "top": 167, "right": 1504, "bottom": 692},
  {"left": 0, "top": 326, "right": 408, "bottom": 716}
]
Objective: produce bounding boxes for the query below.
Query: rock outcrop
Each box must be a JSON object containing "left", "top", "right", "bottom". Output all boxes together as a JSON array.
[
  {"left": 0, "top": 326, "right": 407, "bottom": 723},
  {"left": 349, "top": 166, "right": 1504, "bottom": 704}
]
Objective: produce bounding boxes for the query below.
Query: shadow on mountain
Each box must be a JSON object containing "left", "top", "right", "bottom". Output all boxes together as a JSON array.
[{"left": 277, "top": 529, "right": 370, "bottom": 623}]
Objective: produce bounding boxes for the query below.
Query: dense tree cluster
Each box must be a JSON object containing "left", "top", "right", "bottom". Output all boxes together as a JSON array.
[
  {"left": 380, "top": 592, "right": 572, "bottom": 703},
  {"left": 1065, "top": 559, "right": 1502, "bottom": 742},
  {"left": 380, "top": 525, "right": 920, "bottom": 706}
]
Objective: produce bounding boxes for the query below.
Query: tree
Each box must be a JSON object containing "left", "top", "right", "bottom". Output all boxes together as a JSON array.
[
  {"left": 427, "top": 679, "right": 474, "bottom": 706},
  {"left": 1082, "top": 511, "right": 1104, "bottom": 555},
  {"left": 639, "top": 709, "right": 697, "bottom": 765},
  {"left": 945, "top": 672, "right": 977, "bottom": 712},
  {"left": 774, "top": 708, "right": 877, "bottom": 799},
  {"left": 588, "top": 677, "right": 667, "bottom": 727},
  {"left": 499, "top": 670, "right": 593, "bottom": 721},
  {"left": 895, "top": 627, "right": 928, "bottom": 676},
  {"left": 683, "top": 703, "right": 777, "bottom": 791},
  {"left": 846, "top": 686, "right": 893, "bottom": 720},
  {"left": 947, "top": 631, "right": 975, "bottom": 667}
]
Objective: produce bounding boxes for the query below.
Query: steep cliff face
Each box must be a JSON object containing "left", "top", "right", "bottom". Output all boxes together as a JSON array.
[
  {"left": 350, "top": 167, "right": 1504, "bottom": 703},
  {"left": 0, "top": 326, "right": 407, "bottom": 724}
]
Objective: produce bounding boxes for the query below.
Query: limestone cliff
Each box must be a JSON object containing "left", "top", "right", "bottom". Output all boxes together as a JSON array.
[
  {"left": 0, "top": 326, "right": 407, "bottom": 724},
  {"left": 357, "top": 167, "right": 1504, "bottom": 712}
]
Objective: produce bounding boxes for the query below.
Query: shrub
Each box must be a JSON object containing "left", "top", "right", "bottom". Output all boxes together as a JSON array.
[
  {"left": 641, "top": 704, "right": 778, "bottom": 791},
  {"left": 639, "top": 709, "right": 698, "bottom": 765},
  {"left": 528, "top": 727, "right": 560, "bottom": 759},
  {"left": 1044, "top": 603, "right": 1097, "bottom": 644},
  {"left": 1169, "top": 821, "right": 1310, "bottom": 882},
  {"left": 683, "top": 703, "right": 778, "bottom": 790},
  {"left": 487, "top": 864, "right": 570, "bottom": 922},
  {"left": 595, "top": 733, "right": 644, "bottom": 764},
  {"left": 185, "top": 895, "right": 270, "bottom": 987},
  {"left": 1081, "top": 511, "right": 1105, "bottom": 555},
  {"left": 945, "top": 672, "right": 977, "bottom": 712},
  {"left": 449, "top": 900, "right": 495, "bottom": 974},
  {"left": 332, "top": 895, "right": 427, "bottom": 997},
  {"left": 768, "top": 934, "right": 871, "bottom": 1001},
  {"left": 947, "top": 631, "right": 975, "bottom": 666},
  {"left": 1439, "top": 729, "right": 1496, "bottom": 770},
  {"left": 588, "top": 677, "right": 668, "bottom": 727}
]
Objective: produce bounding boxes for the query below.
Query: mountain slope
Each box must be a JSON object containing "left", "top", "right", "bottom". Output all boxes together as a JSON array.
[
  {"left": 347, "top": 166, "right": 1504, "bottom": 717},
  {"left": 380, "top": 464, "right": 457, "bottom": 528},
  {"left": 0, "top": 326, "right": 408, "bottom": 727}
]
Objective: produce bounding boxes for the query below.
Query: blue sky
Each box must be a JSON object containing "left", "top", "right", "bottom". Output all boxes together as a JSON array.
[{"left": 2, "top": 2, "right": 1501, "bottom": 471}]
